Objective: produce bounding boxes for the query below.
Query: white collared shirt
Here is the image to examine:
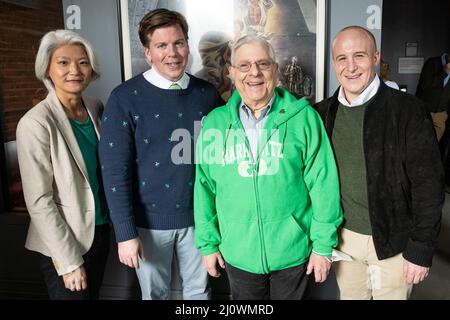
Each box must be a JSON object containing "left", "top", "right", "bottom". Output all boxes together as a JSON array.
[
  {"left": 143, "top": 67, "right": 190, "bottom": 89},
  {"left": 338, "top": 76, "right": 380, "bottom": 107}
]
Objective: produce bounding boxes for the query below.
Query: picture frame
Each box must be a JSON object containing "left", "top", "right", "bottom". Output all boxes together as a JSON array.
[
  {"left": 405, "top": 42, "right": 418, "bottom": 57},
  {"left": 398, "top": 57, "right": 424, "bottom": 74},
  {"left": 119, "top": 0, "right": 326, "bottom": 102}
]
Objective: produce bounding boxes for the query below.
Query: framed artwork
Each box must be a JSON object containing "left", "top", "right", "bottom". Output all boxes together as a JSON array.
[
  {"left": 119, "top": 0, "right": 326, "bottom": 102},
  {"left": 405, "top": 42, "right": 418, "bottom": 57}
]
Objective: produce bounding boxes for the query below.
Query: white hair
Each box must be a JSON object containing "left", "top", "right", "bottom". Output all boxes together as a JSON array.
[
  {"left": 35, "top": 29, "right": 100, "bottom": 91},
  {"left": 230, "top": 33, "right": 276, "bottom": 65}
]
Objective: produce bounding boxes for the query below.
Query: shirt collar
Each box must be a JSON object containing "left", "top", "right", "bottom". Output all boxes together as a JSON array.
[
  {"left": 240, "top": 94, "right": 275, "bottom": 120},
  {"left": 338, "top": 75, "right": 380, "bottom": 107},
  {"left": 441, "top": 53, "right": 450, "bottom": 87},
  {"left": 143, "top": 67, "right": 190, "bottom": 89},
  {"left": 441, "top": 53, "right": 449, "bottom": 67}
]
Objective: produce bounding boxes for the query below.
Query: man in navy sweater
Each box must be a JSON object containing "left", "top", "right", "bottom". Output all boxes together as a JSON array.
[{"left": 99, "top": 8, "right": 223, "bottom": 299}]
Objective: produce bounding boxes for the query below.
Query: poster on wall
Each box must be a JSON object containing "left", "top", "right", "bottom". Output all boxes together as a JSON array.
[{"left": 120, "top": 0, "right": 326, "bottom": 103}]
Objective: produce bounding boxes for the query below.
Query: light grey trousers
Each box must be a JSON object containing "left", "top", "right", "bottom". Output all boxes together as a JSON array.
[{"left": 135, "top": 226, "right": 210, "bottom": 300}]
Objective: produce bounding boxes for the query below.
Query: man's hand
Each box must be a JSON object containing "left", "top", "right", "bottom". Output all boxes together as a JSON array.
[
  {"left": 118, "top": 237, "right": 145, "bottom": 269},
  {"left": 63, "top": 265, "right": 87, "bottom": 291},
  {"left": 306, "top": 252, "right": 332, "bottom": 283},
  {"left": 403, "top": 259, "right": 429, "bottom": 284},
  {"left": 202, "top": 251, "right": 225, "bottom": 277}
]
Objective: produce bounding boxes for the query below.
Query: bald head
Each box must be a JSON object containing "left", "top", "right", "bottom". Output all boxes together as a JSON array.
[
  {"left": 331, "top": 26, "right": 380, "bottom": 103},
  {"left": 332, "top": 26, "right": 377, "bottom": 58}
]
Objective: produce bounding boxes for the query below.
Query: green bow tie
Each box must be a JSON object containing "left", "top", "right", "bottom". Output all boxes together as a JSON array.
[{"left": 169, "top": 83, "right": 182, "bottom": 90}]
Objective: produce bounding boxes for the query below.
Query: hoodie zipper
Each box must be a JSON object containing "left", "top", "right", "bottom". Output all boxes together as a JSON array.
[
  {"left": 252, "top": 161, "right": 268, "bottom": 273},
  {"left": 251, "top": 135, "right": 270, "bottom": 274},
  {"left": 251, "top": 126, "right": 276, "bottom": 273},
  {"left": 224, "top": 92, "right": 291, "bottom": 273},
  {"left": 225, "top": 120, "right": 270, "bottom": 273}
]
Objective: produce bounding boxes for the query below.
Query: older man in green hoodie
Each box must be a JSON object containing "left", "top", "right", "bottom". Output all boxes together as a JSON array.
[{"left": 194, "top": 34, "right": 343, "bottom": 300}]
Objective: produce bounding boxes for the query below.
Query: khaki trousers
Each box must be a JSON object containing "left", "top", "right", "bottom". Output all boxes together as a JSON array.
[
  {"left": 334, "top": 228, "right": 413, "bottom": 300},
  {"left": 431, "top": 111, "right": 447, "bottom": 141}
]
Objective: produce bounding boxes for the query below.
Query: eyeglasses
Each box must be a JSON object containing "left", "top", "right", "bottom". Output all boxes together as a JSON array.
[{"left": 233, "top": 60, "right": 273, "bottom": 72}]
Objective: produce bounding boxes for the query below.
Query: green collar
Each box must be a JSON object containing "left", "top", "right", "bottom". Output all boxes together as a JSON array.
[{"left": 226, "top": 87, "right": 310, "bottom": 129}]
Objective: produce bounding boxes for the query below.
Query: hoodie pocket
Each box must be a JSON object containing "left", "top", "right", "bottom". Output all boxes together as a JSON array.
[
  {"left": 263, "top": 215, "right": 310, "bottom": 270},
  {"left": 219, "top": 220, "right": 262, "bottom": 272}
]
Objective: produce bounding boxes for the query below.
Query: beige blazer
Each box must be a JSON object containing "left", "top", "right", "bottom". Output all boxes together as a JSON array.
[{"left": 16, "top": 90, "right": 103, "bottom": 276}]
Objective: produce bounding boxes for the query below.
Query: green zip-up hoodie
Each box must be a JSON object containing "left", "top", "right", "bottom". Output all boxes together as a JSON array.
[{"left": 194, "top": 87, "right": 342, "bottom": 274}]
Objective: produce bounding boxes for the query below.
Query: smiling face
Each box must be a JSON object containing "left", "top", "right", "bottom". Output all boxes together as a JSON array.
[
  {"left": 48, "top": 44, "right": 92, "bottom": 98},
  {"left": 229, "top": 41, "right": 277, "bottom": 110},
  {"left": 144, "top": 24, "right": 189, "bottom": 81},
  {"left": 332, "top": 28, "right": 380, "bottom": 103}
]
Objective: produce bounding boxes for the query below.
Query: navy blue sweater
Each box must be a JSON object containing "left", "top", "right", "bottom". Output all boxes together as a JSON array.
[{"left": 99, "top": 74, "right": 223, "bottom": 242}]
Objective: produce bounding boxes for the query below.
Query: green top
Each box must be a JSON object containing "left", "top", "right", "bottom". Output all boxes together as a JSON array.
[
  {"left": 69, "top": 115, "right": 109, "bottom": 225},
  {"left": 332, "top": 102, "right": 371, "bottom": 235},
  {"left": 194, "top": 87, "right": 343, "bottom": 274}
]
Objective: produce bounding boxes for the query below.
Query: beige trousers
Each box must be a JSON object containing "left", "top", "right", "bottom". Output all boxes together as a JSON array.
[
  {"left": 334, "top": 228, "right": 413, "bottom": 300},
  {"left": 431, "top": 111, "right": 447, "bottom": 141}
]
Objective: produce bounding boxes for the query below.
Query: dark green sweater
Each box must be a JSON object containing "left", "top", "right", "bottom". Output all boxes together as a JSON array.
[{"left": 332, "top": 102, "right": 371, "bottom": 235}]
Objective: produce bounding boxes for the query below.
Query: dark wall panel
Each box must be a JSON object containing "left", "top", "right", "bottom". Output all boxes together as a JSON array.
[{"left": 381, "top": 0, "right": 450, "bottom": 94}]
